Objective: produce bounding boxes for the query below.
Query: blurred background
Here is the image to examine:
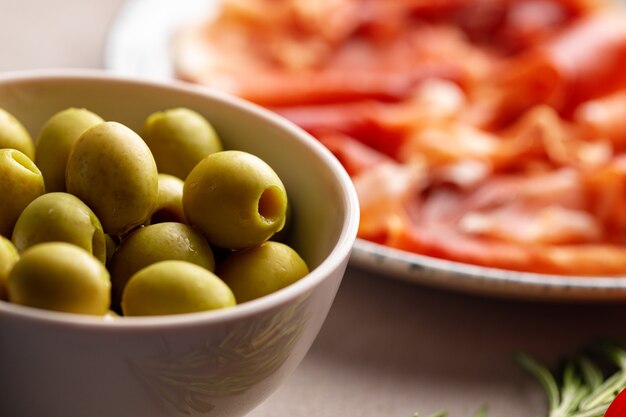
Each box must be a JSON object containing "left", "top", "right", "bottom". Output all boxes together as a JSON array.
[{"left": 2, "top": 1, "right": 626, "bottom": 416}]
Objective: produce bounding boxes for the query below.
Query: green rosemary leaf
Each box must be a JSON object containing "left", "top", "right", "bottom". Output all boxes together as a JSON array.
[
  {"left": 568, "top": 403, "right": 611, "bottom": 417},
  {"left": 578, "top": 357, "right": 603, "bottom": 391},
  {"left": 514, "top": 352, "right": 560, "bottom": 411},
  {"left": 553, "top": 362, "right": 588, "bottom": 416},
  {"left": 578, "top": 371, "right": 625, "bottom": 410}
]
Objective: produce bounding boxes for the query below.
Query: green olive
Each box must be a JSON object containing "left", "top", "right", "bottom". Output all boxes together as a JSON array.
[
  {"left": 183, "top": 150, "right": 287, "bottom": 249},
  {"left": 148, "top": 173, "right": 187, "bottom": 225},
  {"left": 66, "top": 121, "right": 159, "bottom": 235},
  {"left": 7, "top": 242, "right": 110, "bottom": 315},
  {"left": 11, "top": 192, "right": 106, "bottom": 262},
  {"left": 216, "top": 241, "right": 309, "bottom": 303},
  {"left": 142, "top": 108, "right": 223, "bottom": 180},
  {"left": 104, "top": 234, "right": 118, "bottom": 264},
  {"left": 34, "top": 108, "right": 103, "bottom": 192},
  {"left": 0, "top": 235, "right": 19, "bottom": 300},
  {"left": 0, "top": 108, "right": 34, "bottom": 160},
  {"left": 108, "top": 222, "right": 215, "bottom": 307},
  {"left": 0, "top": 149, "right": 45, "bottom": 238},
  {"left": 122, "top": 260, "right": 235, "bottom": 316}
]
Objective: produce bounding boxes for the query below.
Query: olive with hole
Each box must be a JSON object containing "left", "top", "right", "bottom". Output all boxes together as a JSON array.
[
  {"left": 66, "top": 121, "right": 159, "bottom": 236},
  {"left": 217, "top": 241, "right": 309, "bottom": 303},
  {"left": 0, "top": 108, "right": 34, "bottom": 160},
  {"left": 12, "top": 192, "right": 106, "bottom": 262},
  {"left": 108, "top": 222, "right": 215, "bottom": 307},
  {"left": 122, "top": 260, "right": 235, "bottom": 316},
  {"left": 270, "top": 201, "right": 292, "bottom": 243},
  {"left": 0, "top": 149, "right": 45, "bottom": 238},
  {"left": 183, "top": 150, "right": 287, "bottom": 249},
  {"left": 148, "top": 173, "right": 187, "bottom": 225},
  {"left": 34, "top": 108, "right": 103, "bottom": 192},
  {"left": 0, "top": 235, "right": 19, "bottom": 300},
  {"left": 7, "top": 242, "right": 111, "bottom": 315},
  {"left": 142, "top": 108, "right": 223, "bottom": 180}
]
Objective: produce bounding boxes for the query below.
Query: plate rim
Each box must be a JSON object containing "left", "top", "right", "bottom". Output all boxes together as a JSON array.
[{"left": 351, "top": 239, "right": 626, "bottom": 301}]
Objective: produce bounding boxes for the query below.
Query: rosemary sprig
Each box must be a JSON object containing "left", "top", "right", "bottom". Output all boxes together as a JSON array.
[
  {"left": 414, "top": 342, "right": 626, "bottom": 417},
  {"left": 514, "top": 341, "right": 626, "bottom": 417}
]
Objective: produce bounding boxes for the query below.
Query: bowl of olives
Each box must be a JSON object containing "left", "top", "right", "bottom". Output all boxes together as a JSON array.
[{"left": 0, "top": 70, "right": 359, "bottom": 417}]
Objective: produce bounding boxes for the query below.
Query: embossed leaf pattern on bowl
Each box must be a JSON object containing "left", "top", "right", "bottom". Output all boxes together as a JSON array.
[{"left": 129, "top": 295, "right": 309, "bottom": 415}]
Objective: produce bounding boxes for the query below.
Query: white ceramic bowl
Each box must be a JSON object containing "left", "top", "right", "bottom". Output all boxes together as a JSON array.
[{"left": 0, "top": 70, "right": 359, "bottom": 417}]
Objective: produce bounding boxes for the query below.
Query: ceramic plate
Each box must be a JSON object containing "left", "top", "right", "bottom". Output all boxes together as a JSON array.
[{"left": 105, "top": 0, "right": 626, "bottom": 301}]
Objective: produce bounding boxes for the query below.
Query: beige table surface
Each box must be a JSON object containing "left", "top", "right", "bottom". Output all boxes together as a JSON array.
[{"left": 2, "top": 1, "right": 626, "bottom": 416}]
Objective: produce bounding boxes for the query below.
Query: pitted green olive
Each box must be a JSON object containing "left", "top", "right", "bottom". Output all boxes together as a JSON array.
[{"left": 183, "top": 150, "right": 287, "bottom": 249}]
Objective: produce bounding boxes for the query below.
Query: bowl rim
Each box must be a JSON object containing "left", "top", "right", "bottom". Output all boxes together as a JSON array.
[{"left": 0, "top": 68, "right": 360, "bottom": 329}]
